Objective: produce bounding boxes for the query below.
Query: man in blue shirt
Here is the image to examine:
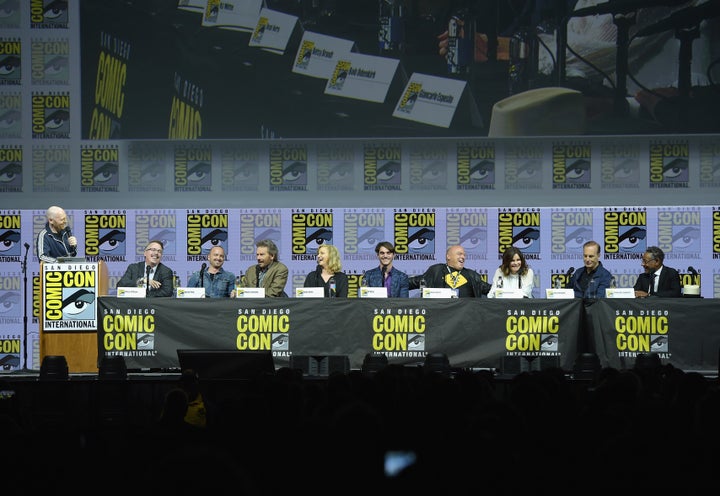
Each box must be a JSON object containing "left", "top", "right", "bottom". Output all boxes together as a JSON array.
[
  {"left": 188, "top": 246, "right": 236, "bottom": 298},
  {"left": 363, "top": 241, "right": 409, "bottom": 298}
]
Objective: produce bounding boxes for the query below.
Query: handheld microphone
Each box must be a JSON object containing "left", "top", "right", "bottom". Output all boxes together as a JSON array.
[
  {"left": 199, "top": 262, "right": 207, "bottom": 288},
  {"left": 572, "top": 0, "right": 688, "bottom": 18},
  {"left": 636, "top": 1, "right": 720, "bottom": 37},
  {"left": 565, "top": 266, "right": 575, "bottom": 289},
  {"left": 688, "top": 266, "right": 698, "bottom": 277}
]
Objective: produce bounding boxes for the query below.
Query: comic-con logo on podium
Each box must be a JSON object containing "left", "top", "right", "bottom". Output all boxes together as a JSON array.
[
  {"left": 186, "top": 209, "right": 228, "bottom": 261},
  {"left": 42, "top": 263, "right": 99, "bottom": 331},
  {"left": 368, "top": 307, "right": 426, "bottom": 358},
  {"left": 291, "top": 210, "right": 333, "bottom": 261},
  {"left": 85, "top": 211, "right": 127, "bottom": 262}
]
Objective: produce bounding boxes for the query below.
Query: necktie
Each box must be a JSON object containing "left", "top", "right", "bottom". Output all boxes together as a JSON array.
[{"left": 649, "top": 273, "right": 656, "bottom": 295}]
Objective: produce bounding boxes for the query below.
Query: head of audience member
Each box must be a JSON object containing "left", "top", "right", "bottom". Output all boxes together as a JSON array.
[
  {"left": 207, "top": 246, "right": 226, "bottom": 273},
  {"left": 500, "top": 247, "right": 529, "bottom": 276},
  {"left": 317, "top": 244, "right": 342, "bottom": 274},
  {"left": 256, "top": 239, "right": 279, "bottom": 269},
  {"left": 582, "top": 240, "right": 602, "bottom": 272},
  {"left": 641, "top": 246, "right": 665, "bottom": 274},
  {"left": 46, "top": 205, "right": 69, "bottom": 234},
  {"left": 144, "top": 240, "right": 164, "bottom": 268},
  {"left": 445, "top": 245, "right": 466, "bottom": 271},
  {"left": 375, "top": 241, "right": 396, "bottom": 271}
]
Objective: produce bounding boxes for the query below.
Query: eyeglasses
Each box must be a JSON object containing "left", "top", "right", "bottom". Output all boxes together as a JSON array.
[
  {"left": 641, "top": 257, "right": 656, "bottom": 265},
  {"left": 145, "top": 248, "right": 163, "bottom": 253}
]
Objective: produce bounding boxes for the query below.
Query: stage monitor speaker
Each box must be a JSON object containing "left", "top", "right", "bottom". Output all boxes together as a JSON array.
[
  {"left": 289, "top": 355, "right": 350, "bottom": 377},
  {"left": 176, "top": 349, "right": 275, "bottom": 380}
]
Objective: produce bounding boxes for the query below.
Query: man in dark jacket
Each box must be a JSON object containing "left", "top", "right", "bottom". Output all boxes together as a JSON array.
[
  {"left": 418, "top": 244, "right": 491, "bottom": 297},
  {"left": 634, "top": 246, "right": 682, "bottom": 298},
  {"left": 117, "top": 240, "right": 174, "bottom": 297},
  {"left": 37, "top": 205, "right": 78, "bottom": 263}
]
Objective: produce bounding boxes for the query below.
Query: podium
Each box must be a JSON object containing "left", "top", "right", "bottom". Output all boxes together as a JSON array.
[{"left": 39, "top": 260, "right": 108, "bottom": 373}]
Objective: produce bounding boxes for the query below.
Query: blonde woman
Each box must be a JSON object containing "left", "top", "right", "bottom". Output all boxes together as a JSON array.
[{"left": 303, "top": 244, "right": 348, "bottom": 297}]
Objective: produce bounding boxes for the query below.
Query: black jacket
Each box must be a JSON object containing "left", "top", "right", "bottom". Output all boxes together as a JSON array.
[
  {"left": 419, "top": 263, "right": 491, "bottom": 297},
  {"left": 633, "top": 265, "right": 682, "bottom": 297}
]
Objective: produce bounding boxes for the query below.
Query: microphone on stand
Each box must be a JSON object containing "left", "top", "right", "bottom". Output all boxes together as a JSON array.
[
  {"left": 688, "top": 266, "right": 698, "bottom": 277},
  {"left": 256, "top": 265, "right": 262, "bottom": 287},
  {"left": 381, "top": 265, "right": 387, "bottom": 278},
  {"left": 199, "top": 262, "right": 207, "bottom": 288},
  {"left": 636, "top": 1, "right": 720, "bottom": 37},
  {"left": 572, "top": 0, "right": 689, "bottom": 18},
  {"left": 565, "top": 266, "right": 575, "bottom": 289},
  {"left": 146, "top": 265, "right": 152, "bottom": 296}
]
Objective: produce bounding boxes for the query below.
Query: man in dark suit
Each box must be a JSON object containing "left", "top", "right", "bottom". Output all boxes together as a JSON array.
[
  {"left": 633, "top": 246, "right": 682, "bottom": 298},
  {"left": 117, "top": 240, "right": 174, "bottom": 297}
]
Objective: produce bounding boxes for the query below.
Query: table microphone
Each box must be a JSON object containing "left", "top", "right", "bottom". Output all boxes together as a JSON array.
[
  {"left": 146, "top": 265, "right": 152, "bottom": 295},
  {"left": 687, "top": 266, "right": 698, "bottom": 277},
  {"left": 256, "top": 265, "right": 262, "bottom": 287},
  {"left": 565, "top": 266, "right": 575, "bottom": 288},
  {"left": 199, "top": 262, "right": 207, "bottom": 287}
]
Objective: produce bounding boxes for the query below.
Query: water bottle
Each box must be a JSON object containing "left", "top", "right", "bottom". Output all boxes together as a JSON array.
[
  {"left": 378, "top": 0, "right": 405, "bottom": 55},
  {"left": 508, "top": 27, "right": 538, "bottom": 95},
  {"left": 173, "top": 271, "right": 180, "bottom": 297},
  {"left": 555, "top": 274, "right": 561, "bottom": 289},
  {"left": 329, "top": 277, "right": 336, "bottom": 297},
  {"left": 419, "top": 277, "right": 426, "bottom": 297},
  {"left": 497, "top": 277, "right": 504, "bottom": 289},
  {"left": 447, "top": 9, "right": 475, "bottom": 76}
]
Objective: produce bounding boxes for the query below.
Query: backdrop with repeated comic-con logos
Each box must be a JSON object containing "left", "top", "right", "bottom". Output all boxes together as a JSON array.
[{"left": 0, "top": 205, "right": 718, "bottom": 371}]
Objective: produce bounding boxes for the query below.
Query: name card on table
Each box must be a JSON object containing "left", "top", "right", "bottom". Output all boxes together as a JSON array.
[
  {"left": 292, "top": 31, "right": 356, "bottom": 79},
  {"left": 295, "top": 287, "right": 324, "bottom": 298},
  {"left": 236, "top": 287, "right": 265, "bottom": 298},
  {"left": 325, "top": 52, "right": 400, "bottom": 103},
  {"left": 422, "top": 288, "right": 456, "bottom": 299},
  {"left": 176, "top": 287, "right": 206, "bottom": 298},
  {"left": 392, "top": 73, "right": 467, "bottom": 128},
  {"left": 545, "top": 288, "right": 575, "bottom": 299},
  {"left": 248, "top": 8, "right": 300, "bottom": 55},
  {"left": 117, "top": 287, "right": 146, "bottom": 298},
  {"left": 202, "top": 0, "right": 263, "bottom": 31},
  {"left": 493, "top": 288, "right": 525, "bottom": 299},
  {"left": 359, "top": 287, "right": 388, "bottom": 298},
  {"left": 606, "top": 288, "right": 635, "bottom": 298}
]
